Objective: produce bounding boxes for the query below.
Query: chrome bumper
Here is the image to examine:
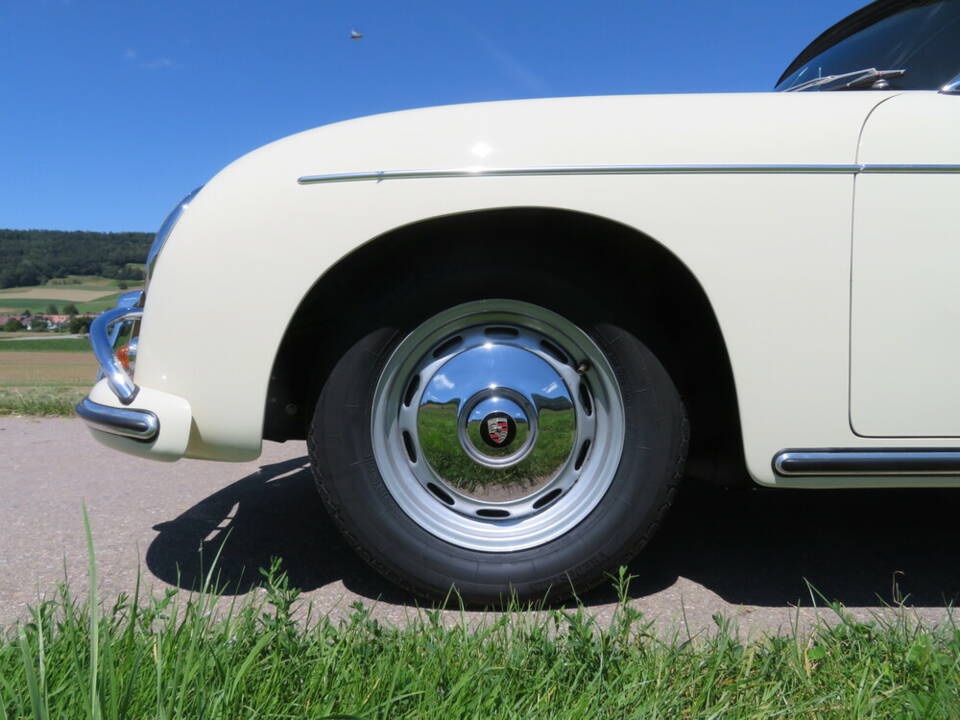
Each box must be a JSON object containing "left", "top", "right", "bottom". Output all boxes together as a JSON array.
[
  {"left": 80, "top": 289, "right": 159, "bottom": 441},
  {"left": 90, "top": 290, "right": 143, "bottom": 404},
  {"left": 75, "top": 397, "right": 159, "bottom": 441}
]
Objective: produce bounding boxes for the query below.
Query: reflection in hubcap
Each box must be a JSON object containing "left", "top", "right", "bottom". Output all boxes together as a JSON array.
[
  {"left": 371, "top": 300, "right": 625, "bottom": 552},
  {"left": 416, "top": 343, "right": 575, "bottom": 503}
]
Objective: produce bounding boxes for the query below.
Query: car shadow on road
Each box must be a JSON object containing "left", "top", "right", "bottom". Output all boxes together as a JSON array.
[
  {"left": 146, "top": 457, "right": 960, "bottom": 609},
  {"left": 608, "top": 483, "right": 960, "bottom": 609},
  {"left": 145, "top": 455, "right": 415, "bottom": 604}
]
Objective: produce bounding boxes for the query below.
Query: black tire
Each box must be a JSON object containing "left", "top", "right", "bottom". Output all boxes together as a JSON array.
[{"left": 308, "top": 288, "right": 687, "bottom": 605}]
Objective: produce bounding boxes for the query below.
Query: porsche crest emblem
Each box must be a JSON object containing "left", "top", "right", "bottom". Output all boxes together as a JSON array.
[
  {"left": 487, "top": 417, "right": 510, "bottom": 445},
  {"left": 481, "top": 412, "right": 517, "bottom": 448}
]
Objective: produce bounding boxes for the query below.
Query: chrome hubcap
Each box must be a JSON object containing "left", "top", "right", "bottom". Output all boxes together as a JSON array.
[{"left": 372, "top": 300, "right": 625, "bottom": 552}]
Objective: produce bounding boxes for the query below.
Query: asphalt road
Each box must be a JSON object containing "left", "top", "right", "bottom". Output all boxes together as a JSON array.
[{"left": 3, "top": 415, "right": 960, "bottom": 635}]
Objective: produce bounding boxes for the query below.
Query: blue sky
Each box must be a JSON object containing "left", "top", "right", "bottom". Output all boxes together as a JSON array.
[{"left": 0, "top": 0, "right": 863, "bottom": 232}]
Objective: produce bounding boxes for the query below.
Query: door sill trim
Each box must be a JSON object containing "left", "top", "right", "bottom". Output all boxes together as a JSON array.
[{"left": 773, "top": 449, "right": 960, "bottom": 477}]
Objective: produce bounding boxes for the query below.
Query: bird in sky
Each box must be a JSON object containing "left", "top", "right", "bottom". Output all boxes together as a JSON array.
[{"left": 350, "top": 29, "right": 363, "bottom": 39}]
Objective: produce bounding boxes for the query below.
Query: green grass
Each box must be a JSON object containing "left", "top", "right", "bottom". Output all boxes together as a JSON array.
[
  {"left": 0, "top": 387, "right": 85, "bottom": 416},
  {"left": 0, "top": 338, "right": 91, "bottom": 352},
  {"left": 4, "top": 544, "right": 960, "bottom": 720}
]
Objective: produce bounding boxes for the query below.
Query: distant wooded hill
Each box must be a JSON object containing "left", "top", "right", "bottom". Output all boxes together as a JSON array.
[{"left": 0, "top": 229, "right": 154, "bottom": 288}]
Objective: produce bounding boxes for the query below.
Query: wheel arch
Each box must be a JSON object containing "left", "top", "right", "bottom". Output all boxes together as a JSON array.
[{"left": 264, "top": 206, "right": 746, "bottom": 486}]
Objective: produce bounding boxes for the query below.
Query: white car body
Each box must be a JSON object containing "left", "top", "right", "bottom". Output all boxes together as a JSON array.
[{"left": 84, "top": 88, "right": 960, "bottom": 488}]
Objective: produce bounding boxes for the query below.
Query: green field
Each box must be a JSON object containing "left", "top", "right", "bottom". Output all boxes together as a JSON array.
[
  {"left": 0, "top": 338, "right": 91, "bottom": 352},
  {"left": 43, "top": 270, "right": 144, "bottom": 289},
  {"left": 0, "top": 332, "right": 94, "bottom": 414},
  {"left": 0, "top": 274, "right": 135, "bottom": 414},
  {"left": 0, "top": 275, "right": 142, "bottom": 313},
  {"left": 0, "top": 291, "right": 135, "bottom": 314},
  {"left": 0, "top": 274, "right": 139, "bottom": 294}
]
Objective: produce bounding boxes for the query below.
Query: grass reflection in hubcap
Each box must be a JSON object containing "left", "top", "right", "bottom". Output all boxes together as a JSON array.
[{"left": 417, "top": 402, "right": 576, "bottom": 500}]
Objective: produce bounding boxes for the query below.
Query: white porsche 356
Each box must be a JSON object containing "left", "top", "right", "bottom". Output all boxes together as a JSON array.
[{"left": 80, "top": 0, "right": 960, "bottom": 603}]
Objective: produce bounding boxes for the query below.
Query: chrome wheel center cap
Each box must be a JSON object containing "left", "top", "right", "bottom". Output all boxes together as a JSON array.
[
  {"left": 458, "top": 389, "right": 537, "bottom": 468},
  {"left": 481, "top": 411, "right": 516, "bottom": 448}
]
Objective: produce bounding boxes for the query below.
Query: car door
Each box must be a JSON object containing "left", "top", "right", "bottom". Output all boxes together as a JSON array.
[{"left": 851, "top": 90, "right": 960, "bottom": 437}]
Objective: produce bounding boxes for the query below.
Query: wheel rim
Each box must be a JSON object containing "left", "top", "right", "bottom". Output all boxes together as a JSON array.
[{"left": 371, "top": 300, "right": 625, "bottom": 552}]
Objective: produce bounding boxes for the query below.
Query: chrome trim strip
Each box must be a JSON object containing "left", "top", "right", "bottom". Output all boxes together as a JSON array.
[
  {"left": 299, "top": 165, "right": 859, "bottom": 184},
  {"left": 76, "top": 397, "right": 159, "bottom": 441},
  {"left": 773, "top": 449, "right": 960, "bottom": 477},
  {"left": 91, "top": 298, "right": 143, "bottom": 404},
  {"left": 298, "top": 163, "right": 960, "bottom": 185},
  {"left": 941, "top": 73, "right": 960, "bottom": 94},
  {"left": 859, "top": 164, "right": 960, "bottom": 174}
]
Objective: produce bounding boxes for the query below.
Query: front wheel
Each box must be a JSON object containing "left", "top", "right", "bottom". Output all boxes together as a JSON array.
[{"left": 309, "top": 299, "right": 687, "bottom": 604}]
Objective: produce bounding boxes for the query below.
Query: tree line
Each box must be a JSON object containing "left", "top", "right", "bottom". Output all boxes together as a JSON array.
[{"left": 0, "top": 229, "right": 154, "bottom": 288}]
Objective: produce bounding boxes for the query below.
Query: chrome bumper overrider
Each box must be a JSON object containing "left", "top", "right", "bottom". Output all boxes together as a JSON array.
[
  {"left": 90, "top": 290, "right": 143, "bottom": 404},
  {"left": 75, "top": 397, "right": 159, "bottom": 441},
  {"left": 79, "top": 289, "right": 159, "bottom": 441}
]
